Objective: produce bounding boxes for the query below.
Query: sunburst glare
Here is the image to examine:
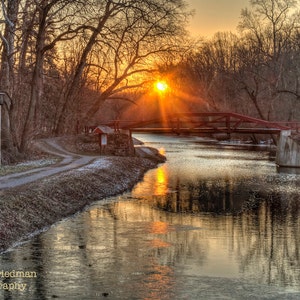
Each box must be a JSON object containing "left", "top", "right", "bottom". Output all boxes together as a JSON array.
[{"left": 155, "top": 81, "right": 168, "bottom": 92}]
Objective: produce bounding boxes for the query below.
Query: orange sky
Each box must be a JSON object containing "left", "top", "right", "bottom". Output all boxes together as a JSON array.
[{"left": 186, "top": 0, "right": 250, "bottom": 37}]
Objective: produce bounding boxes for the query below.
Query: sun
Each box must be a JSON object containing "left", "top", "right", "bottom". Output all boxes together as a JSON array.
[{"left": 155, "top": 81, "right": 168, "bottom": 92}]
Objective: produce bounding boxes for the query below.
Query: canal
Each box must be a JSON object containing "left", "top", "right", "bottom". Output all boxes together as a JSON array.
[{"left": 1, "top": 134, "right": 300, "bottom": 299}]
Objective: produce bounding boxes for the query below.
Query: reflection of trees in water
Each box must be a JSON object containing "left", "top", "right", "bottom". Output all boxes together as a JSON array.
[
  {"left": 150, "top": 177, "right": 249, "bottom": 214},
  {"left": 102, "top": 203, "right": 209, "bottom": 267},
  {"left": 141, "top": 176, "right": 300, "bottom": 288},
  {"left": 235, "top": 192, "right": 300, "bottom": 288},
  {"left": 0, "top": 236, "right": 47, "bottom": 300},
  {"left": 2, "top": 183, "right": 299, "bottom": 297}
]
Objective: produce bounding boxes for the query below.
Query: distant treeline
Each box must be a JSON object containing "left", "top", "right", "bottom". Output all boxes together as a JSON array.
[{"left": 0, "top": 0, "right": 299, "bottom": 162}]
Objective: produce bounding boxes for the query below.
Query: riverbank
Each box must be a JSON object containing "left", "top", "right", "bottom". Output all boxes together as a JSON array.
[{"left": 0, "top": 136, "right": 164, "bottom": 253}]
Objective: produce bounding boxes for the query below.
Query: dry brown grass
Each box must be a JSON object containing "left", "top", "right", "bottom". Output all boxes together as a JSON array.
[
  {"left": 0, "top": 157, "right": 59, "bottom": 176},
  {"left": 0, "top": 152, "right": 159, "bottom": 253}
]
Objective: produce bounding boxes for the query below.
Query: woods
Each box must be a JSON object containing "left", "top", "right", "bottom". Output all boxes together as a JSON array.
[
  {"left": 0, "top": 0, "right": 189, "bottom": 161},
  {"left": 178, "top": 0, "right": 300, "bottom": 120},
  {"left": 0, "top": 0, "right": 300, "bottom": 163}
]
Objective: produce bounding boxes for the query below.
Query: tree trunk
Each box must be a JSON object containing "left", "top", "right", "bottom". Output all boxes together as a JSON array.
[
  {"left": 0, "top": 0, "right": 20, "bottom": 157},
  {"left": 54, "top": 2, "right": 115, "bottom": 134},
  {"left": 20, "top": 5, "right": 47, "bottom": 151}
]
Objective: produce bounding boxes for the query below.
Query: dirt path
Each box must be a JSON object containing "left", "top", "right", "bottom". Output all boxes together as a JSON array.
[{"left": 0, "top": 138, "right": 99, "bottom": 190}]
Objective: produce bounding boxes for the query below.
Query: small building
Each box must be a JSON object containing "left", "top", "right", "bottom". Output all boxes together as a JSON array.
[
  {"left": 93, "top": 125, "right": 114, "bottom": 154},
  {"left": 93, "top": 125, "right": 134, "bottom": 156}
]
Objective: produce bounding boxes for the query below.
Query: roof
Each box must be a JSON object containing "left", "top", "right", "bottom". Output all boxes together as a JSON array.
[{"left": 93, "top": 125, "right": 114, "bottom": 134}]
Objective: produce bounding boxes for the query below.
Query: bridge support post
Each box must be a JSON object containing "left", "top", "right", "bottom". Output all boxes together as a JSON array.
[
  {"left": 276, "top": 130, "right": 300, "bottom": 167},
  {"left": 172, "top": 117, "right": 181, "bottom": 135},
  {"left": 226, "top": 115, "right": 231, "bottom": 140},
  {"left": 176, "top": 118, "right": 181, "bottom": 135}
]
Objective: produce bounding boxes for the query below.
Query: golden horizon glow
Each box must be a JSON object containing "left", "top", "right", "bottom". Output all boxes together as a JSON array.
[{"left": 187, "top": 0, "right": 249, "bottom": 37}]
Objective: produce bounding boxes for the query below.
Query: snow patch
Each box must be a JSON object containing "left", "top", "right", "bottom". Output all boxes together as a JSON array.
[
  {"left": 77, "top": 158, "right": 111, "bottom": 171},
  {"left": 18, "top": 159, "right": 57, "bottom": 167}
]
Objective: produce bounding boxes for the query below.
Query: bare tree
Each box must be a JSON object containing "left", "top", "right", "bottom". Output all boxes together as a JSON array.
[
  {"left": 237, "top": 0, "right": 300, "bottom": 120},
  {"left": 0, "top": 0, "right": 190, "bottom": 157},
  {"left": 177, "top": 33, "right": 242, "bottom": 113},
  {"left": 0, "top": 0, "right": 20, "bottom": 160},
  {"left": 20, "top": 0, "right": 88, "bottom": 150},
  {"left": 54, "top": 0, "right": 190, "bottom": 134}
]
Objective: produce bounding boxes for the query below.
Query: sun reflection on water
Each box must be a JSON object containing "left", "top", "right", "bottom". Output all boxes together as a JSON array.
[
  {"left": 154, "top": 166, "right": 168, "bottom": 196},
  {"left": 1, "top": 136, "right": 300, "bottom": 299},
  {"left": 149, "top": 221, "right": 169, "bottom": 234}
]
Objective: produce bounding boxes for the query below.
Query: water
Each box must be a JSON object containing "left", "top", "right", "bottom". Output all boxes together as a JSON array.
[{"left": 1, "top": 134, "right": 300, "bottom": 299}]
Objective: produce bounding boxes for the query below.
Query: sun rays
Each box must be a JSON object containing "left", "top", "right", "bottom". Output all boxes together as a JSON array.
[{"left": 121, "top": 76, "right": 210, "bottom": 127}]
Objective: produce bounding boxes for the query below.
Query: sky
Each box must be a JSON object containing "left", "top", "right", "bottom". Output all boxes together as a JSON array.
[{"left": 186, "top": 0, "right": 250, "bottom": 37}]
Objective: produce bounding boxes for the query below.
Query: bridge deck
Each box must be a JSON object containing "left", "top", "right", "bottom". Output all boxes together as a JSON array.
[
  {"left": 120, "top": 112, "right": 299, "bottom": 135},
  {"left": 89, "top": 112, "right": 300, "bottom": 136},
  {"left": 131, "top": 127, "right": 282, "bottom": 134}
]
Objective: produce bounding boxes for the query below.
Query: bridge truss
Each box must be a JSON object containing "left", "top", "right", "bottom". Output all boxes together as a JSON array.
[{"left": 121, "top": 112, "right": 299, "bottom": 135}]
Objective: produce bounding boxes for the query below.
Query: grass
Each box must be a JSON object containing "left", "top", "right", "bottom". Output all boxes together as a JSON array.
[
  {"left": 0, "top": 155, "right": 159, "bottom": 253},
  {"left": 0, "top": 135, "right": 164, "bottom": 252},
  {"left": 0, "top": 157, "right": 59, "bottom": 176}
]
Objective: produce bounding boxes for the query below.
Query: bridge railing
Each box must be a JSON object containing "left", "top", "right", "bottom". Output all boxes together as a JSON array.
[{"left": 84, "top": 113, "right": 300, "bottom": 135}]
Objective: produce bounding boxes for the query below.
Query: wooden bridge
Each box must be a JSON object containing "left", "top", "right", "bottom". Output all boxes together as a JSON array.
[{"left": 117, "top": 112, "right": 300, "bottom": 136}]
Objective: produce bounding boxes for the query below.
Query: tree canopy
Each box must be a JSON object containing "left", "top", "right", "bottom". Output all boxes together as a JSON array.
[
  {"left": 0, "top": 0, "right": 190, "bottom": 157},
  {"left": 1, "top": 0, "right": 300, "bottom": 163}
]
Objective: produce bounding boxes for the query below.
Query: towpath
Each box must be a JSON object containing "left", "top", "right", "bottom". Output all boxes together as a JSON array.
[{"left": 0, "top": 139, "right": 98, "bottom": 190}]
